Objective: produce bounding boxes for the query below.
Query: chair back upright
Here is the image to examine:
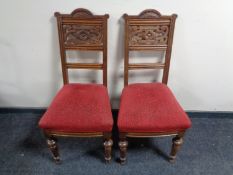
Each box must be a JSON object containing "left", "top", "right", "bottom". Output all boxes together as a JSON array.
[
  {"left": 55, "top": 8, "right": 109, "bottom": 86},
  {"left": 124, "top": 9, "right": 177, "bottom": 86}
]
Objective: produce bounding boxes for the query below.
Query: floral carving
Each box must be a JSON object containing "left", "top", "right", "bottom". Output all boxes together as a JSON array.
[
  {"left": 128, "top": 25, "right": 169, "bottom": 46},
  {"left": 63, "top": 25, "right": 103, "bottom": 46}
]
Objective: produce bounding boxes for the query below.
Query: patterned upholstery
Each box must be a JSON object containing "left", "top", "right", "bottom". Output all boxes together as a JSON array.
[
  {"left": 39, "top": 84, "right": 113, "bottom": 133},
  {"left": 118, "top": 83, "right": 191, "bottom": 133}
]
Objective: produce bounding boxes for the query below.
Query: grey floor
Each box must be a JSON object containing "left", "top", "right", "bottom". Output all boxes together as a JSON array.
[{"left": 0, "top": 112, "right": 233, "bottom": 175}]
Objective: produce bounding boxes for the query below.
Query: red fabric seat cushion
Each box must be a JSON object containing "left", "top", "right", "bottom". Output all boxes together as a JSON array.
[
  {"left": 118, "top": 83, "right": 191, "bottom": 133},
  {"left": 39, "top": 84, "right": 113, "bottom": 133}
]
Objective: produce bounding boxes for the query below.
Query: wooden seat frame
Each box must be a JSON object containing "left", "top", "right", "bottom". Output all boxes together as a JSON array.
[
  {"left": 43, "top": 8, "right": 113, "bottom": 163},
  {"left": 119, "top": 9, "right": 187, "bottom": 164}
]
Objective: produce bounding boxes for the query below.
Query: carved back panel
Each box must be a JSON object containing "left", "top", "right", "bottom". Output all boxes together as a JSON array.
[
  {"left": 55, "top": 8, "right": 109, "bottom": 86},
  {"left": 124, "top": 9, "right": 177, "bottom": 86}
]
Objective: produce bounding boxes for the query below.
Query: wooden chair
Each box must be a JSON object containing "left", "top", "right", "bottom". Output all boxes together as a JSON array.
[
  {"left": 39, "top": 8, "right": 113, "bottom": 163},
  {"left": 117, "top": 9, "right": 192, "bottom": 164}
]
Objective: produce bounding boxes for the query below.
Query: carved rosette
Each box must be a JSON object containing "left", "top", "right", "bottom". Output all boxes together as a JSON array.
[
  {"left": 62, "top": 24, "right": 103, "bottom": 46},
  {"left": 128, "top": 25, "right": 169, "bottom": 46}
]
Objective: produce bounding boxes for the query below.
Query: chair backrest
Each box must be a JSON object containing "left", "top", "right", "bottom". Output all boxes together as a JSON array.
[
  {"left": 123, "top": 9, "right": 177, "bottom": 86},
  {"left": 55, "top": 8, "right": 109, "bottom": 86}
]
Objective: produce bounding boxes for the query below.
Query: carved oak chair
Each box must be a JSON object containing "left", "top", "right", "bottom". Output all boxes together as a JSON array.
[
  {"left": 39, "top": 8, "right": 113, "bottom": 163},
  {"left": 117, "top": 9, "right": 192, "bottom": 164}
]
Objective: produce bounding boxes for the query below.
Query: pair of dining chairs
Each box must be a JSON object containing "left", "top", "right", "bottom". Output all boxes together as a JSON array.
[{"left": 38, "top": 8, "right": 191, "bottom": 164}]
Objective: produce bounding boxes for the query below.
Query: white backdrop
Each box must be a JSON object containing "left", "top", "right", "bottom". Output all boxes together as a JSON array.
[{"left": 0, "top": 0, "right": 233, "bottom": 111}]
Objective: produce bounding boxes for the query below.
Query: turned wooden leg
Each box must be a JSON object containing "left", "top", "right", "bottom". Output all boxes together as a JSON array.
[
  {"left": 45, "top": 134, "right": 60, "bottom": 163},
  {"left": 169, "top": 133, "right": 184, "bottom": 163},
  {"left": 103, "top": 133, "right": 113, "bottom": 163},
  {"left": 104, "top": 139, "right": 113, "bottom": 163},
  {"left": 119, "top": 133, "right": 128, "bottom": 165}
]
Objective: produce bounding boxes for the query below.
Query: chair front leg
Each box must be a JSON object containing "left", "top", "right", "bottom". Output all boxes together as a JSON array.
[
  {"left": 44, "top": 132, "right": 60, "bottom": 163},
  {"left": 119, "top": 133, "right": 128, "bottom": 165},
  {"left": 103, "top": 132, "right": 113, "bottom": 163},
  {"left": 169, "top": 132, "right": 184, "bottom": 163}
]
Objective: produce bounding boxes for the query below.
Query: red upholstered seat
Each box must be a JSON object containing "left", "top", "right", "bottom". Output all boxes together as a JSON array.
[
  {"left": 118, "top": 83, "right": 191, "bottom": 133},
  {"left": 39, "top": 84, "right": 113, "bottom": 133}
]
